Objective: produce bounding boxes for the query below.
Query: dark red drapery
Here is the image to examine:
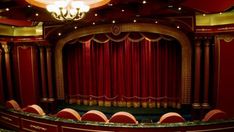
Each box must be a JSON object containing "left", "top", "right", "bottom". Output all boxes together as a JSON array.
[{"left": 63, "top": 34, "right": 181, "bottom": 108}]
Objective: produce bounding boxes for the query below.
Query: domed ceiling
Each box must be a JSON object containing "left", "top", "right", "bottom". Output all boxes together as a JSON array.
[
  {"left": 1, "top": 0, "right": 234, "bottom": 25},
  {"left": 0, "top": 0, "right": 234, "bottom": 40}
]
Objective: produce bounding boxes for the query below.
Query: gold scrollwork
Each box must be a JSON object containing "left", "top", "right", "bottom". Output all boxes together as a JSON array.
[
  {"left": 223, "top": 35, "right": 234, "bottom": 43},
  {"left": 216, "top": 35, "right": 234, "bottom": 43},
  {"left": 1, "top": 116, "right": 12, "bottom": 122},
  {"left": 30, "top": 124, "right": 47, "bottom": 131}
]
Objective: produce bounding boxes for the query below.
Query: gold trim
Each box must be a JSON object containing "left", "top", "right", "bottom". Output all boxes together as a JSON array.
[
  {"left": 21, "top": 118, "right": 59, "bottom": 132},
  {"left": 216, "top": 36, "right": 221, "bottom": 106},
  {"left": 217, "top": 35, "right": 234, "bottom": 43},
  {"left": 48, "top": 98, "right": 55, "bottom": 102},
  {"left": 31, "top": 46, "right": 36, "bottom": 103},
  {"left": 61, "top": 126, "right": 114, "bottom": 132},
  {"left": 196, "top": 11, "right": 234, "bottom": 26},
  {"left": 41, "top": 98, "right": 48, "bottom": 102},
  {"left": 1, "top": 43, "right": 10, "bottom": 53},
  {"left": 0, "top": 23, "right": 43, "bottom": 36},
  {"left": 55, "top": 23, "right": 192, "bottom": 104}
]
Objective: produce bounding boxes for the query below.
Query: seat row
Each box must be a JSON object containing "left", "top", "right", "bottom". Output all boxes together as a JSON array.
[{"left": 5, "top": 100, "right": 227, "bottom": 124}]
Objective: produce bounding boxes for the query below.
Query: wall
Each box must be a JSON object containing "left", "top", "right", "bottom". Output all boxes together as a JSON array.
[
  {"left": 12, "top": 45, "right": 39, "bottom": 107},
  {"left": 217, "top": 36, "right": 234, "bottom": 118}
]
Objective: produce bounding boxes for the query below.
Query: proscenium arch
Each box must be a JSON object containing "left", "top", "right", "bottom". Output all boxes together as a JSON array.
[{"left": 55, "top": 23, "right": 192, "bottom": 105}]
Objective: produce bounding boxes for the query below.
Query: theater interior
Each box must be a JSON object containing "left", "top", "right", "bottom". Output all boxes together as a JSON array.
[{"left": 0, "top": 0, "right": 234, "bottom": 131}]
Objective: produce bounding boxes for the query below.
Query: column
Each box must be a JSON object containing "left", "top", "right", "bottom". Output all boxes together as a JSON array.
[
  {"left": 193, "top": 39, "right": 201, "bottom": 109},
  {"left": 211, "top": 40, "right": 217, "bottom": 105},
  {"left": 0, "top": 49, "right": 4, "bottom": 103},
  {"left": 39, "top": 47, "right": 48, "bottom": 102},
  {"left": 202, "top": 39, "right": 210, "bottom": 108},
  {"left": 46, "top": 47, "right": 54, "bottom": 102},
  {"left": 2, "top": 43, "right": 13, "bottom": 99}
]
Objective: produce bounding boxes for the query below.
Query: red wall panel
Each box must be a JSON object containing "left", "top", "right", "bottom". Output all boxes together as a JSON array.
[
  {"left": 218, "top": 39, "right": 234, "bottom": 117},
  {"left": 15, "top": 46, "right": 39, "bottom": 107}
]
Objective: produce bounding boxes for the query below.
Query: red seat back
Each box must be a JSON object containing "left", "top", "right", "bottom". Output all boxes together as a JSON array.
[
  {"left": 109, "top": 111, "right": 138, "bottom": 124},
  {"left": 6, "top": 100, "right": 21, "bottom": 111},
  {"left": 158, "top": 112, "right": 185, "bottom": 123},
  {"left": 23, "top": 104, "right": 45, "bottom": 115},
  {"left": 56, "top": 108, "right": 81, "bottom": 120},
  {"left": 81, "top": 110, "right": 108, "bottom": 122},
  {"left": 202, "top": 109, "right": 227, "bottom": 121}
]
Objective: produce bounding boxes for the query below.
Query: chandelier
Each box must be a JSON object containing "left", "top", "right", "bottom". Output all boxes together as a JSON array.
[
  {"left": 26, "top": 0, "right": 110, "bottom": 21},
  {"left": 46, "top": 0, "right": 90, "bottom": 21}
]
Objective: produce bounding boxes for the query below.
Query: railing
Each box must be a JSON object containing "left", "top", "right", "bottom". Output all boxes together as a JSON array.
[{"left": 0, "top": 107, "right": 234, "bottom": 132}]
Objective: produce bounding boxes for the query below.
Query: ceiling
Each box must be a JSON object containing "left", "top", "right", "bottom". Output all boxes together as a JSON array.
[
  {"left": 0, "top": 0, "right": 234, "bottom": 40},
  {"left": 0, "top": 0, "right": 234, "bottom": 25}
]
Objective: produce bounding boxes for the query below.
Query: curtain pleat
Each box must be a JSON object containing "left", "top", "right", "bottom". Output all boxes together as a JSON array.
[
  {"left": 103, "top": 42, "right": 111, "bottom": 102},
  {"left": 124, "top": 39, "right": 132, "bottom": 103}
]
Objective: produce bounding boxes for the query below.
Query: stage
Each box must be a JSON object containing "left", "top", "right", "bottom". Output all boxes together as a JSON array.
[{"left": 56, "top": 103, "right": 192, "bottom": 123}]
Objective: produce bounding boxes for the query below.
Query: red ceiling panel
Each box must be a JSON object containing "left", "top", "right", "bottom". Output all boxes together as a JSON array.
[{"left": 182, "top": 0, "right": 234, "bottom": 13}]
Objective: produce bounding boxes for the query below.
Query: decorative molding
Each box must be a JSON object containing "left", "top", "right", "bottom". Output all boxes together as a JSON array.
[
  {"left": 218, "top": 35, "right": 234, "bottom": 43},
  {"left": 111, "top": 25, "right": 121, "bottom": 36},
  {"left": 196, "top": 11, "right": 234, "bottom": 26},
  {"left": 0, "top": 22, "right": 43, "bottom": 36},
  {"left": 55, "top": 23, "right": 192, "bottom": 105},
  {"left": 196, "top": 26, "right": 234, "bottom": 34},
  {"left": 1, "top": 43, "right": 13, "bottom": 98}
]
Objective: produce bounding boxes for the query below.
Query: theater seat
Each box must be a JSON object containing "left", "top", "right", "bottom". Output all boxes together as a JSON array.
[
  {"left": 202, "top": 109, "right": 227, "bottom": 121},
  {"left": 109, "top": 111, "right": 138, "bottom": 124},
  {"left": 81, "top": 110, "right": 108, "bottom": 122},
  {"left": 158, "top": 112, "right": 185, "bottom": 123},
  {"left": 6, "top": 100, "right": 21, "bottom": 111},
  {"left": 23, "top": 104, "right": 45, "bottom": 116},
  {"left": 56, "top": 108, "right": 81, "bottom": 120}
]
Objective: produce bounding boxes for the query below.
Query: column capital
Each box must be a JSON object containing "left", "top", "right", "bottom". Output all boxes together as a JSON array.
[
  {"left": 1, "top": 44, "right": 10, "bottom": 54},
  {"left": 195, "top": 40, "right": 201, "bottom": 47},
  {"left": 46, "top": 47, "right": 53, "bottom": 53},
  {"left": 192, "top": 103, "right": 201, "bottom": 109},
  {"left": 39, "top": 47, "right": 44, "bottom": 51},
  {"left": 204, "top": 39, "right": 210, "bottom": 47}
]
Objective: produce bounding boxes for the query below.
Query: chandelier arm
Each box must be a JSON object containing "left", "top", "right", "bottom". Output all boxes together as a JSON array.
[
  {"left": 75, "top": 12, "right": 85, "bottom": 20},
  {"left": 60, "top": 8, "right": 69, "bottom": 20},
  {"left": 74, "top": 8, "right": 83, "bottom": 20}
]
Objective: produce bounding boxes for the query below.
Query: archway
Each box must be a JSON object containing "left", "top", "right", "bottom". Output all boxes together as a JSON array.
[{"left": 55, "top": 23, "right": 192, "bottom": 105}]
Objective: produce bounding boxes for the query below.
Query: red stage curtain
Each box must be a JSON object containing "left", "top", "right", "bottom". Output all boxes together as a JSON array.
[{"left": 63, "top": 35, "right": 181, "bottom": 108}]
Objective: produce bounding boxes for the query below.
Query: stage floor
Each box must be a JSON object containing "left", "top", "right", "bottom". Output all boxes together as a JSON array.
[{"left": 56, "top": 103, "right": 192, "bottom": 123}]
